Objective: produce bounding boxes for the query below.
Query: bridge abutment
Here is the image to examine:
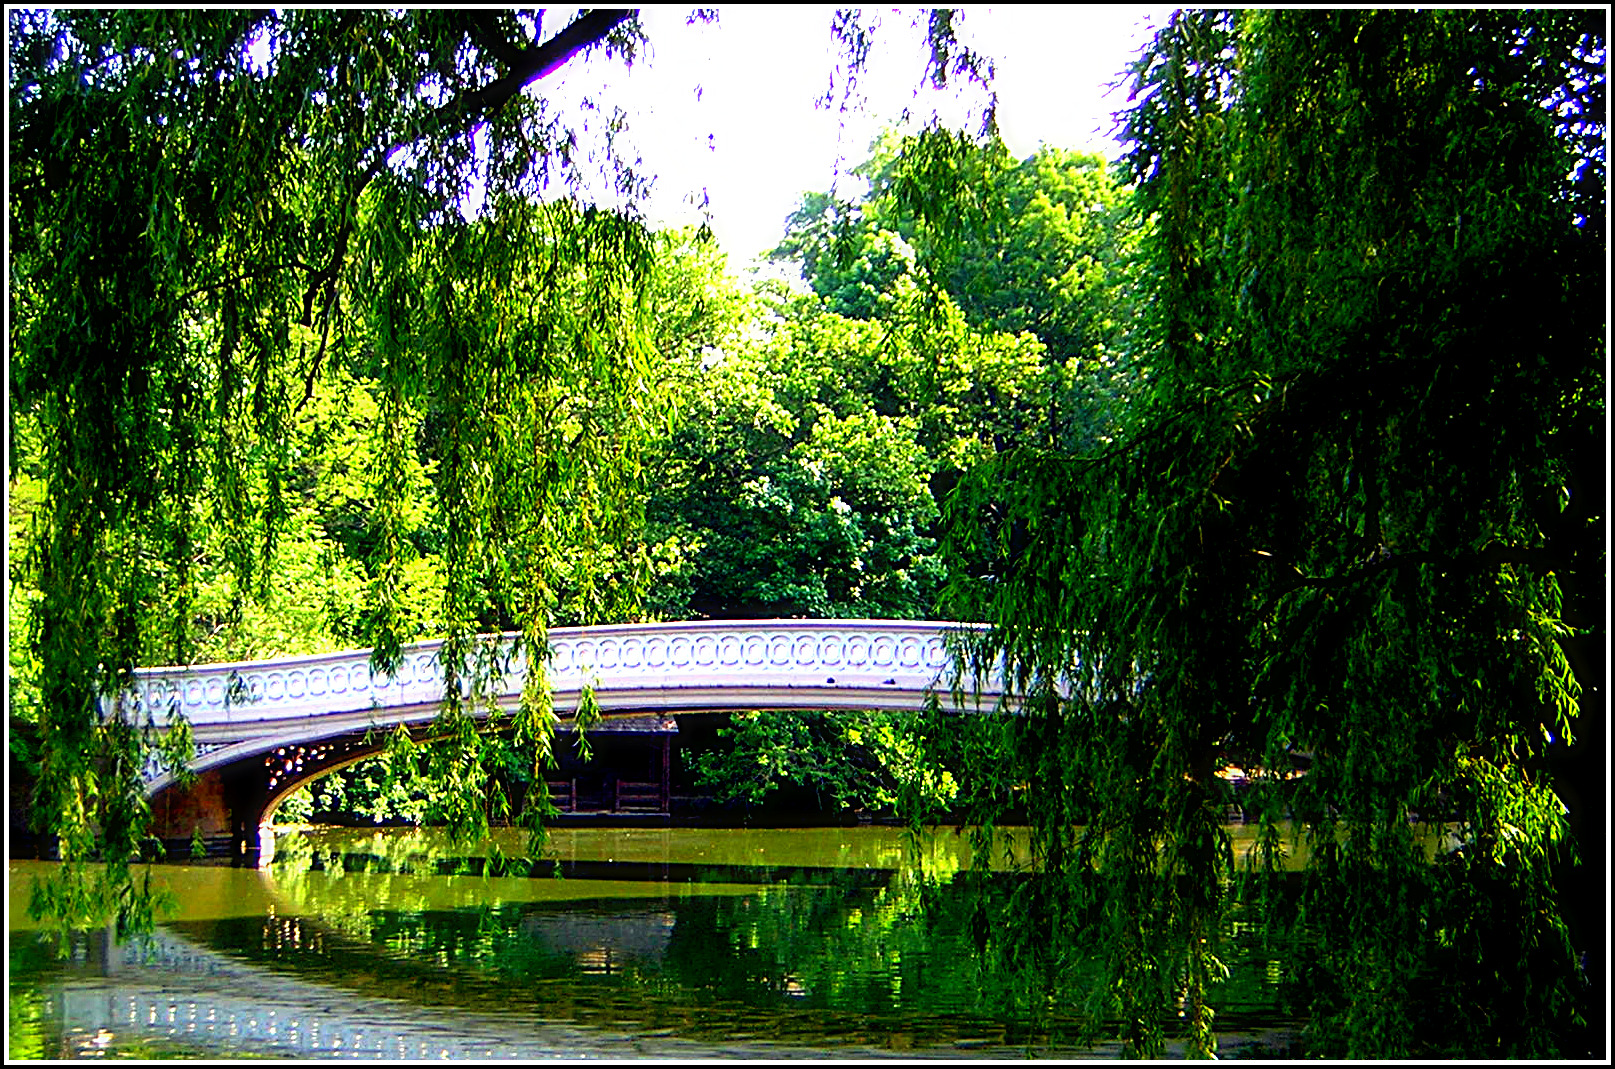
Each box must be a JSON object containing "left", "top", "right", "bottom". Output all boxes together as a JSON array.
[{"left": 150, "top": 766, "right": 271, "bottom": 865}]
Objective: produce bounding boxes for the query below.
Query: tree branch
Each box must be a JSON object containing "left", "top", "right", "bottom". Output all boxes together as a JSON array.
[
  {"left": 379, "top": 8, "right": 636, "bottom": 166},
  {"left": 297, "top": 9, "right": 637, "bottom": 354},
  {"left": 461, "top": 10, "right": 530, "bottom": 71},
  {"left": 177, "top": 262, "right": 322, "bottom": 304},
  {"left": 1266, "top": 542, "right": 1570, "bottom": 596}
]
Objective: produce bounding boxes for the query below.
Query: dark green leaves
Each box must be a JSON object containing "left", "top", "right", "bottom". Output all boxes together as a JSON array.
[
  {"left": 939, "top": 8, "right": 1601, "bottom": 1057},
  {"left": 9, "top": 8, "right": 661, "bottom": 937}
]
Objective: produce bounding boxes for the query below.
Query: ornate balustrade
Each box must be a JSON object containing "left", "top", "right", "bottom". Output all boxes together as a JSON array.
[{"left": 119, "top": 620, "right": 1006, "bottom": 759}]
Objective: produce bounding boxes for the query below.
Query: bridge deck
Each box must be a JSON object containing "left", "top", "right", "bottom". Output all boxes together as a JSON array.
[{"left": 117, "top": 620, "right": 1008, "bottom": 792}]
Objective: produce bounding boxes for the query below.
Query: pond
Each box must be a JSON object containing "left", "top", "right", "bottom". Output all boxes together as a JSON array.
[{"left": 9, "top": 825, "right": 1304, "bottom": 1059}]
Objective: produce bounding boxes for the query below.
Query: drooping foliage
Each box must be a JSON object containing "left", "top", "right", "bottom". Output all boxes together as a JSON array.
[
  {"left": 9, "top": 7, "right": 662, "bottom": 932},
  {"left": 936, "top": 9, "right": 1603, "bottom": 1058},
  {"left": 6, "top": 4, "right": 1009, "bottom": 939}
]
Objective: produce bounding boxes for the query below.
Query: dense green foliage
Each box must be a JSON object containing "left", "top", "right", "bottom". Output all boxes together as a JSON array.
[
  {"left": 935, "top": 9, "right": 1604, "bottom": 1058},
  {"left": 774, "top": 134, "right": 1138, "bottom": 450},
  {"left": 693, "top": 706, "right": 958, "bottom": 816},
  {"left": 7, "top": 7, "right": 1604, "bottom": 1058},
  {"left": 643, "top": 273, "right": 1047, "bottom": 620},
  {"left": 9, "top": 7, "right": 663, "bottom": 929}
]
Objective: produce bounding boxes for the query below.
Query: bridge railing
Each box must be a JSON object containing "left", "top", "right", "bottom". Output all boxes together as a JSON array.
[{"left": 117, "top": 620, "right": 1006, "bottom": 731}]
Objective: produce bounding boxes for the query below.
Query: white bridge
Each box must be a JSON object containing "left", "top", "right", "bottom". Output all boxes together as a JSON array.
[{"left": 126, "top": 620, "right": 1006, "bottom": 795}]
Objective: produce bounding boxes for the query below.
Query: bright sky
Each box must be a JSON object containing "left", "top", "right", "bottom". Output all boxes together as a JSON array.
[{"left": 543, "top": 6, "right": 1175, "bottom": 271}]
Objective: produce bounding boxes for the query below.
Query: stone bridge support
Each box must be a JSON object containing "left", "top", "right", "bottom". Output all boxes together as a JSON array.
[
  {"left": 149, "top": 764, "right": 270, "bottom": 865},
  {"left": 149, "top": 729, "right": 382, "bottom": 865}
]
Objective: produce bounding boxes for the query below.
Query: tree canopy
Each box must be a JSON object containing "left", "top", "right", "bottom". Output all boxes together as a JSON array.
[
  {"left": 8, "top": 5, "right": 676, "bottom": 932},
  {"left": 936, "top": 8, "right": 1604, "bottom": 1058},
  {"left": 774, "top": 132, "right": 1139, "bottom": 449},
  {"left": 6, "top": 7, "right": 1605, "bottom": 1059}
]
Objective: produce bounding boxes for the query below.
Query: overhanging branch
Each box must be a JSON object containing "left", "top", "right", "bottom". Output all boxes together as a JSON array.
[
  {"left": 1266, "top": 542, "right": 1570, "bottom": 596},
  {"left": 299, "top": 9, "right": 638, "bottom": 362},
  {"left": 379, "top": 8, "right": 637, "bottom": 165}
]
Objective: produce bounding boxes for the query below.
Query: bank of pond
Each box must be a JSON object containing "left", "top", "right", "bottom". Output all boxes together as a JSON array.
[{"left": 13, "top": 823, "right": 1449, "bottom": 1060}]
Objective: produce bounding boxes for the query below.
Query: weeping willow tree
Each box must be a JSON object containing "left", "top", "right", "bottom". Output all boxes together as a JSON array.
[
  {"left": 8, "top": 7, "right": 1005, "bottom": 940},
  {"left": 934, "top": 8, "right": 1604, "bottom": 1059},
  {"left": 8, "top": 7, "right": 672, "bottom": 933}
]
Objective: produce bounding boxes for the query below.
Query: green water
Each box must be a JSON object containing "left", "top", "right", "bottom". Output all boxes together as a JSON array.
[{"left": 9, "top": 826, "right": 1302, "bottom": 1059}]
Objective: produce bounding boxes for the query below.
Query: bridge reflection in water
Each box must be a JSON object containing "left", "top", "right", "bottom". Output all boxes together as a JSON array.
[
  {"left": 47, "top": 928, "right": 715, "bottom": 1060},
  {"left": 36, "top": 917, "right": 1298, "bottom": 1061},
  {"left": 14, "top": 825, "right": 1308, "bottom": 1061}
]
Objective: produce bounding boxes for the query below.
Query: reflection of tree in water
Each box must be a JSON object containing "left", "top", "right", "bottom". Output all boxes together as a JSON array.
[
  {"left": 661, "top": 867, "right": 1181, "bottom": 1048},
  {"left": 169, "top": 856, "right": 1294, "bottom": 1054}
]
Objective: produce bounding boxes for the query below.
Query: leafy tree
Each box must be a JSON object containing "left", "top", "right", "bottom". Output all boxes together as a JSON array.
[
  {"left": 937, "top": 9, "right": 1603, "bottom": 1058},
  {"left": 643, "top": 272, "right": 1047, "bottom": 621},
  {"left": 693, "top": 707, "right": 958, "bottom": 817},
  {"left": 764, "top": 130, "right": 1147, "bottom": 628},
  {"left": 8, "top": 7, "right": 663, "bottom": 936},
  {"left": 7, "top": 6, "right": 1003, "bottom": 939},
  {"left": 774, "top": 132, "right": 1139, "bottom": 449}
]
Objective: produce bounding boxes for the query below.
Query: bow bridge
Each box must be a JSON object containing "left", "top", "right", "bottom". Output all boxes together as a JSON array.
[{"left": 110, "top": 620, "right": 1004, "bottom": 865}]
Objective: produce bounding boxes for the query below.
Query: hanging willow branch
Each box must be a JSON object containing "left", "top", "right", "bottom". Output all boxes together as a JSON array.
[{"left": 8, "top": 6, "right": 656, "bottom": 941}]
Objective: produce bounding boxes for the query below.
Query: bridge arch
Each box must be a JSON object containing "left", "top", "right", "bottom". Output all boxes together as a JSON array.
[
  {"left": 245, "top": 711, "right": 684, "bottom": 850},
  {"left": 125, "top": 620, "right": 1005, "bottom": 863}
]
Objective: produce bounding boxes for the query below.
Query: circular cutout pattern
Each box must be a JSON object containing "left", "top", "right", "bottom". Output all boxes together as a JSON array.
[{"left": 129, "top": 623, "right": 984, "bottom": 727}]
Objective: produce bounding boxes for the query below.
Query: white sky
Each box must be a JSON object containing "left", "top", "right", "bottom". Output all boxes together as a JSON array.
[{"left": 542, "top": 6, "right": 1175, "bottom": 270}]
